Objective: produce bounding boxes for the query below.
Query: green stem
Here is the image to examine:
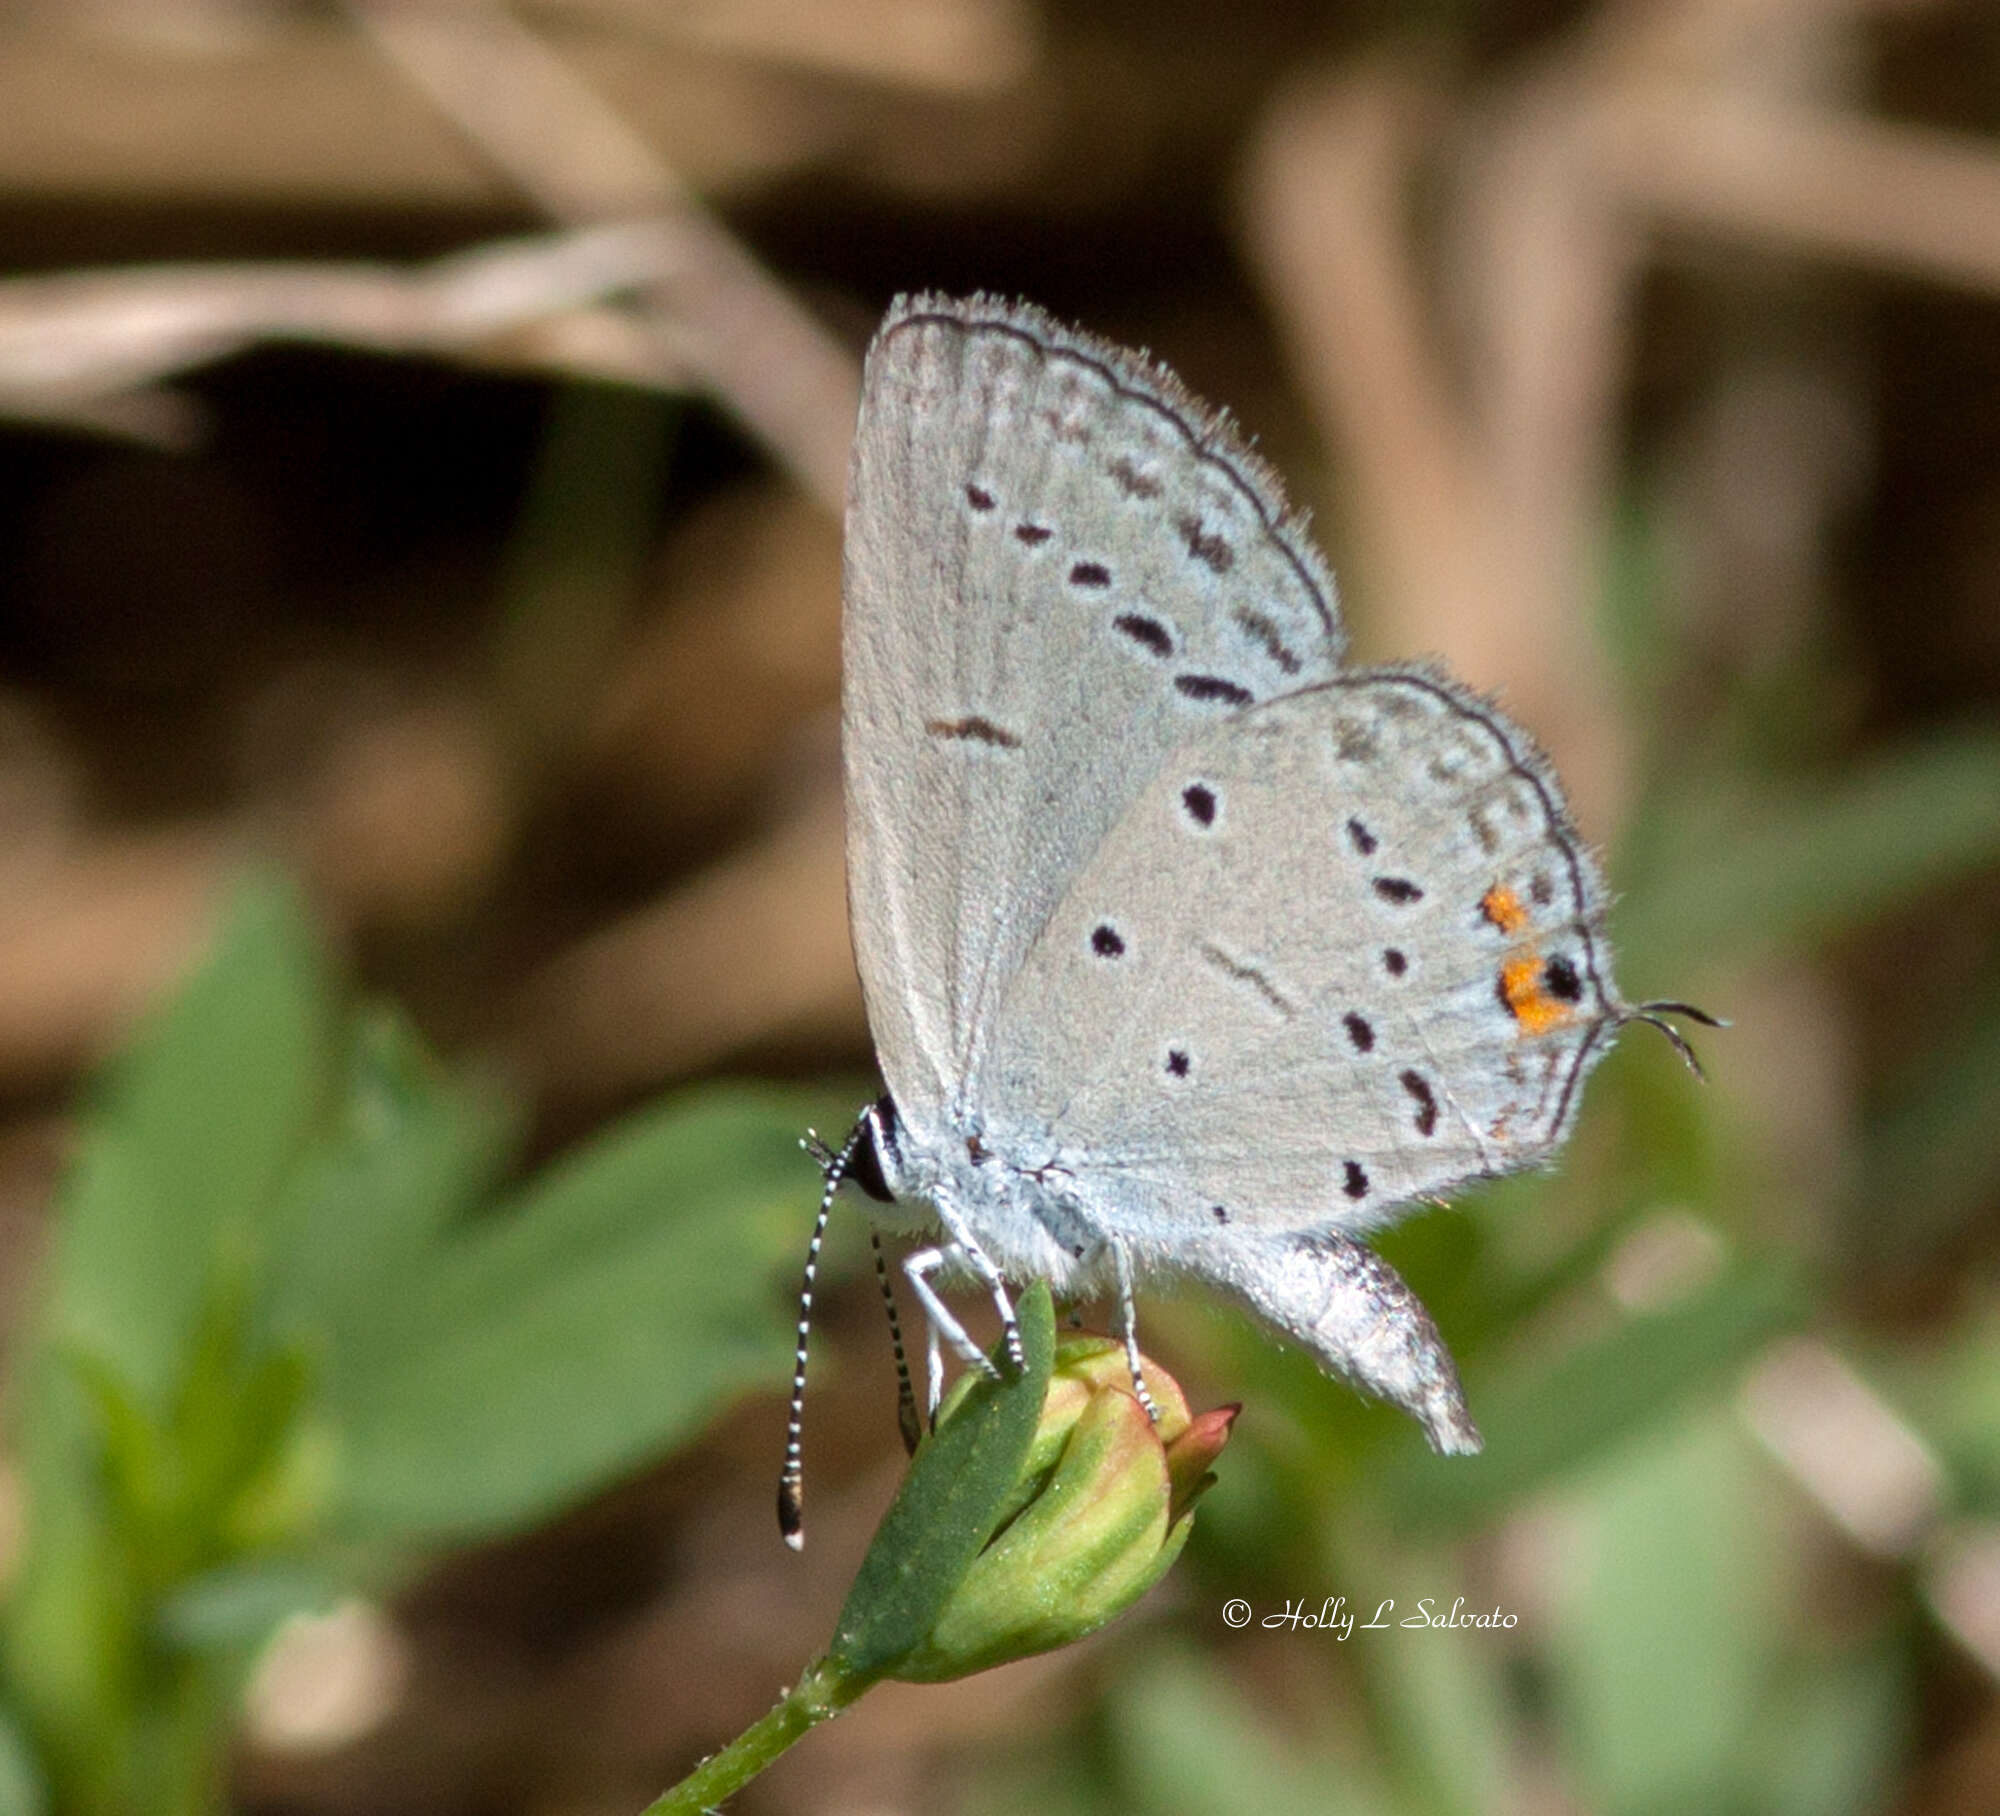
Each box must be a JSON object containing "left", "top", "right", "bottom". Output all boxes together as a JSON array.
[{"left": 639, "top": 1657, "right": 867, "bottom": 1815}]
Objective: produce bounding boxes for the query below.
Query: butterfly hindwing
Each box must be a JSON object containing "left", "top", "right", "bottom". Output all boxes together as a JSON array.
[{"left": 977, "top": 668, "right": 1620, "bottom": 1239}]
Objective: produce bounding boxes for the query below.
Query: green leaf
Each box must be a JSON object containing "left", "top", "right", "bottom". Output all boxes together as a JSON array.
[
  {"left": 325, "top": 1084, "right": 839, "bottom": 1541},
  {"left": 1743, "top": 1641, "right": 1907, "bottom": 1816},
  {"left": 1549, "top": 1412, "right": 1788, "bottom": 1812},
  {"left": 1856, "top": 981, "right": 2000, "bottom": 1276},
  {"left": 1105, "top": 1647, "right": 1389, "bottom": 1816},
  {"left": 1347, "top": 1540, "right": 1514, "bottom": 1815},
  {"left": 154, "top": 1562, "right": 344, "bottom": 1654},
  {"left": 1618, "top": 724, "right": 2000, "bottom": 977},
  {"left": 169, "top": 1269, "right": 312, "bottom": 1537},
  {"left": 0, "top": 1705, "right": 47, "bottom": 1816},
  {"left": 48, "top": 874, "right": 334, "bottom": 1409},
  {"left": 0, "top": 1391, "right": 132, "bottom": 1812},
  {"left": 1374, "top": 1261, "right": 1803, "bottom": 1535},
  {"left": 825, "top": 1285, "right": 1054, "bottom": 1684},
  {"left": 1875, "top": 1304, "right": 2000, "bottom": 1514},
  {"left": 258, "top": 1010, "right": 514, "bottom": 1363},
  {"left": 60, "top": 1349, "right": 166, "bottom": 1539}
]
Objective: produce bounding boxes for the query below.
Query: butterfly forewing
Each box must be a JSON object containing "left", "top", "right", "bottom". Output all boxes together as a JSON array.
[{"left": 843, "top": 295, "right": 1345, "bottom": 1139}]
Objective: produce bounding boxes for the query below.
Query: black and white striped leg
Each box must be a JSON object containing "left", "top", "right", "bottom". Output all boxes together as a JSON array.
[
  {"left": 903, "top": 1245, "right": 1003, "bottom": 1413},
  {"left": 870, "top": 1228, "right": 922, "bottom": 1455},
  {"left": 927, "top": 1199, "right": 1026, "bottom": 1374},
  {"left": 1111, "top": 1238, "right": 1158, "bottom": 1423}
]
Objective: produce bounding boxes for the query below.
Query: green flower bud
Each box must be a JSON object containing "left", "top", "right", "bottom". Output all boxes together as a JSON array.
[{"left": 888, "top": 1335, "right": 1237, "bottom": 1683}]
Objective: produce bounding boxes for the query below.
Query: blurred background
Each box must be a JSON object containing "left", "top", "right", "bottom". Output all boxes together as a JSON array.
[{"left": 1, "top": 0, "right": 1999, "bottom": 1811}]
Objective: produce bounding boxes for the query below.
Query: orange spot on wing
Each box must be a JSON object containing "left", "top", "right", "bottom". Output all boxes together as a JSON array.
[
  {"left": 1480, "top": 884, "right": 1529, "bottom": 935},
  {"left": 1499, "top": 955, "right": 1575, "bottom": 1037}
]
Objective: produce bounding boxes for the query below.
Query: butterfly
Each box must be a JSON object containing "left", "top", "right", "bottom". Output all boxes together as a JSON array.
[{"left": 780, "top": 294, "right": 1710, "bottom": 1542}]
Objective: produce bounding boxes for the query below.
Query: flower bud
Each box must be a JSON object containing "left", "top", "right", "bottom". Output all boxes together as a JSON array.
[{"left": 888, "top": 1336, "right": 1236, "bottom": 1682}]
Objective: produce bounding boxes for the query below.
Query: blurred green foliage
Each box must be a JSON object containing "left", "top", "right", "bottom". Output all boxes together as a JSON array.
[{"left": 0, "top": 878, "right": 845, "bottom": 1816}]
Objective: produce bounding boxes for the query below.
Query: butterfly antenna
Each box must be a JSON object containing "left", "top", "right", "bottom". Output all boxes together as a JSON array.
[
  {"left": 871, "top": 1230, "right": 923, "bottom": 1455},
  {"left": 1624, "top": 999, "right": 1728, "bottom": 1080},
  {"left": 779, "top": 1122, "right": 862, "bottom": 1551}
]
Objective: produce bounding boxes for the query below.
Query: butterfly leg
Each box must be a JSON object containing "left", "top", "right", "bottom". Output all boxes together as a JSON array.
[
  {"left": 1109, "top": 1238, "right": 1159, "bottom": 1423},
  {"left": 904, "top": 1245, "right": 1004, "bottom": 1414},
  {"left": 925, "top": 1200, "right": 1027, "bottom": 1374},
  {"left": 869, "top": 1229, "right": 922, "bottom": 1453}
]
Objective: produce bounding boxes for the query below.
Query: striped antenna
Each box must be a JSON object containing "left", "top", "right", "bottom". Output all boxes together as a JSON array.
[
  {"left": 1625, "top": 999, "right": 1727, "bottom": 1080},
  {"left": 778, "top": 1122, "right": 862, "bottom": 1550}
]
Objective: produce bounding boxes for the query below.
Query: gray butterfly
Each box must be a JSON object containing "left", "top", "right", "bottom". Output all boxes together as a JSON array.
[{"left": 780, "top": 294, "right": 1709, "bottom": 1542}]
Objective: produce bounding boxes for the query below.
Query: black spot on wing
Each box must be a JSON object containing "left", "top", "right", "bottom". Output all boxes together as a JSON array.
[
  {"left": 881, "top": 307, "right": 1338, "bottom": 641},
  {"left": 1176, "top": 513, "right": 1235, "bottom": 573},
  {"left": 1315, "top": 666, "right": 1616, "bottom": 1144},
  {"left": 1399, "top": 1069, "right": 1439, "bottom": 1137},
  {"left": 1015, "top": 522, "right": 1053, "bottom": 546},
  {"left": 1175, "top": 674, "right": 1254, "bottom": 707},
  {"left": 1544, "top": 955, "right": 1584, "bottom": 1002},
  {"left": 1165, "top": 1048, "right": 1191, "bottom": 1078},
  {"left": 964, "top": 483, "right": 995, "bottom": 511},
  {"left": 1373, "top": 877, "right": 1424, "bottom": 905},
  {"left": 1343, "top": 1012, "right": 1375, "bottom": 1054},
  {"left": 1181, "top": 783, "right": 1217, "bottom": 827},
  {"left": 1107, "top": 456, "right": 1162, "bottom": 498},
  {"left": 1343, "top": 1160, "right": 1369, "bottom": 1199},
  {"left": 1091, "top": 922, "right": 1126, "bottom": 958},
  {"left": 1383, "top": 947, "right": 1408, "bottom": 977},
  {"left": 1346, "top": 817, "right": 1378, "bottom": 856},
  {"left": 1114, "top": 613, "right": 1174, "bottom": 658},
  {"left": 1230, "top": 606, "right": 1302, "bottom": 675},
  {"left": 1069, "top": 560, "right": 1113, "bottom": 588},
  {"left": 924, "top": 715, "right": 1022, "bottom": 749}
]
